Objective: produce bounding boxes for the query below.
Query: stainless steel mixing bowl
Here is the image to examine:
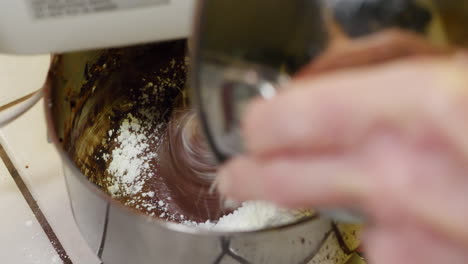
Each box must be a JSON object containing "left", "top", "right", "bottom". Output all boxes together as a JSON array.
[{"left": 43, "top": 40, "right": 362, "bottom": 264}]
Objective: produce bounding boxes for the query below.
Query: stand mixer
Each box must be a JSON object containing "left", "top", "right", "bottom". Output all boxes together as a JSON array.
[{"left": 2, "top": 0, "right": 468, "bottom": 263}]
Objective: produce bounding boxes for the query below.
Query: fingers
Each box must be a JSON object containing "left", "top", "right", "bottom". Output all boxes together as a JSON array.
[
  {"left": 243, "top": 55, "right": 468, "bottom": 157},
  {"left": 364, "top": 224, "right": 468, "bottom": 264},
  {"left": 219, "top": 130, "right": 468, "bottom": 248},
  {"left": 217, "top": 154, "right": 372, "bottom": 209},
  {"left": 400, "top": 164, "right": 468, "bottom": 249},
  {"left": 217, "top": 130, "right": 413, "bottom": 210},
  {"left": 215, "top": 54, "right": 468, "bottom": 253},
  {"left": 363, "top": 139, "right": 468, "bottom": 248}
]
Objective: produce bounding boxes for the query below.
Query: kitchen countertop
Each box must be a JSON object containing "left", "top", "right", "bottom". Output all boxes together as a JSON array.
[{"left": 0, "top": 54, "right": 100, "bottom": 264}]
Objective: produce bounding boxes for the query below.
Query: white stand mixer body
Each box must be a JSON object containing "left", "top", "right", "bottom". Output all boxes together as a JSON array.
[{"left": 0, "top": 0, "right": 194, "bottom": 54}]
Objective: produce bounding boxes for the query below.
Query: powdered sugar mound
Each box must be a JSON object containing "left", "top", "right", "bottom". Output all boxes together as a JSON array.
[
  {"left": 106, "top": 113, "right": 152, "bottom": 197},
  {"left": 183, "top": 201, "right": 302, "bottom": 231},
  {"left": 215, "top": 201, "right": 298, "bottom": 231}
]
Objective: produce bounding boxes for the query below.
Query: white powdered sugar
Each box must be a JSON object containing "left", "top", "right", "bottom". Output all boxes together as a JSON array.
[
  {"left": 106, "top": 113, "right": 155, "bottom": 197},
  {"left": 214, "top": 201, "right": 299, "bottom": 230},
  {"left": 183, "top": 201, "right": 302, "bottom": 231}
]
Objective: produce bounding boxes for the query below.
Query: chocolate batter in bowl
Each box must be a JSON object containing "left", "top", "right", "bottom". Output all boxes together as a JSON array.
[
  {"left": 50, "top": 39, "right": 242, "bottom": 224},
  {"left": 44, "top": 39, "right": 363, "bottom": 264},
  {"left": 158, "top": 108, "right": 231, "bottom": 222}
]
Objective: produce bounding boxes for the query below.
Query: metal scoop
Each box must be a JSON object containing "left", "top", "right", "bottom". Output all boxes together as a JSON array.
[
  {"left": 189, "top": 0, "right": 366, "bottom": 223},
  {"left": 189, "top": 0, "right": 455, "bottom": 223}
]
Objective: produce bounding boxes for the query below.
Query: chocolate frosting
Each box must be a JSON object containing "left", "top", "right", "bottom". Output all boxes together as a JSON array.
[{"left": 158, "top": 109, "right": 232, "bottom": 222}]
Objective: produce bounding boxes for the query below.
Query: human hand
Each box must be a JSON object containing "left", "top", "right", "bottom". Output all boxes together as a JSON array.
[{"left": 217, "top": 54, "right": 468, "bottom": 264}]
